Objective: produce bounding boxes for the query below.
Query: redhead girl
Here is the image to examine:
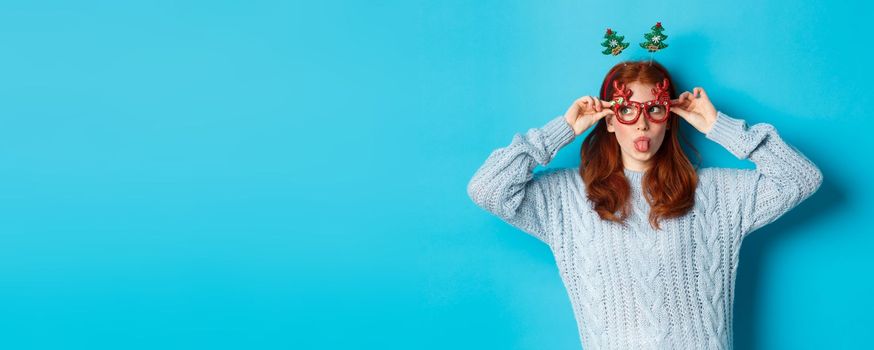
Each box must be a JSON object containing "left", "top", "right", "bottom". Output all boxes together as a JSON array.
[{"left": 467, "top": 60, "right": 823, "bottom": 349}]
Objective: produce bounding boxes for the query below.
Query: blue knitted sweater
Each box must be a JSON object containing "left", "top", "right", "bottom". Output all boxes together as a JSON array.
[{"left": 466, "top": 111, "right": 823, "bottom": 349}]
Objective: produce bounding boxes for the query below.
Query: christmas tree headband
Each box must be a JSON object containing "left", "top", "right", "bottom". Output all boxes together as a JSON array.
[
  {"left": 601, "top": 22, "right": 668, "bottom": 60},
  {"left": 598, "top": 22, "right": 672, "bottom": 101}
]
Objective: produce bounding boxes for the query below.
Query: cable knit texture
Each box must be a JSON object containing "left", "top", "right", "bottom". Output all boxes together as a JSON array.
[{"left": 466, "top": 111, "right": 823, "bottom": 350}]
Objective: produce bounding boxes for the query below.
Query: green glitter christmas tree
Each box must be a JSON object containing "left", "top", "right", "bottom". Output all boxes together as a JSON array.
[
  {"left": 639, "top": 22, "right": 668, "bottom": 52},
  {"left": 601, "top": 28, "right": 630, "bottom": 56}
]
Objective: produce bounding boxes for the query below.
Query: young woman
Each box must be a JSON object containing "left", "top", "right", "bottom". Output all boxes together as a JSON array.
[{"left": 466, "top": 60, "right": 823, "bottom": 349}]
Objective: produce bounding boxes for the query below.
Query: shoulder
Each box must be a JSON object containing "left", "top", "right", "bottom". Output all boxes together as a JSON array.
[{"left": 696, "top": 166, "right": 758, "bottom": 201}]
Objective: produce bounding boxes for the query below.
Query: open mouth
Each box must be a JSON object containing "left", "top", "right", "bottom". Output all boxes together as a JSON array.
[{"left": 633, "top": 136, "right": 651, "bottom": 152}]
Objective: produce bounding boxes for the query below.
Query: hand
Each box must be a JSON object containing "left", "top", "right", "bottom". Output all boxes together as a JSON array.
[
  {"left": 670, "top": 87, "right": 718, "bottom": 134},
  {"left": 564, "top": 95, "right": 615, "bottom": 136}
]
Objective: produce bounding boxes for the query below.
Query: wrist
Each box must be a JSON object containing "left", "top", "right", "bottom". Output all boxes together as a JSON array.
[
  {"left": 564, "top": 116, "right": 584, "bottom": 136},
  {"left": 542, "top": 115, "right": 577, "bottom": 156}
]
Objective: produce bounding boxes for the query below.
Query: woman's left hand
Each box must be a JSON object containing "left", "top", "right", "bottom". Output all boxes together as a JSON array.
[{"left": 670, "top": 87, "right": 718, "bottom": 134}]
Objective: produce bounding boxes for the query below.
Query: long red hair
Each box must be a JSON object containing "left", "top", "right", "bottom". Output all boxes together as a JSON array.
[{"left": 579, "top": 60, "right": 701, "bottom": 230}]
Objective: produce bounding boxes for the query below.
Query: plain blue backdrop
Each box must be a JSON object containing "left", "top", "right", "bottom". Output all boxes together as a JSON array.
[{"left": 0, "top": 0, "right": 870, "bottom": 349}]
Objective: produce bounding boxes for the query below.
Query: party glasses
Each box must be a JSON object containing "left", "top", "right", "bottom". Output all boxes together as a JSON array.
[{"left": 609, "top": 78, "right": 674, "bottom": 124}]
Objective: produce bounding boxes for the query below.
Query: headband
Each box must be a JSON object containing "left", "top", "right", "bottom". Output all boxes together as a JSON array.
[
  {"left": 599, "top": 22, "right": 671, "bottom": 100},
  {"left": 601, "top": 22, "right": 669, "bottom": 57}
]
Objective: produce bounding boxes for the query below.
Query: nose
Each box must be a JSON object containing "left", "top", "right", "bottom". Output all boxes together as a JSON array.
[{"left": 636, "top": 114, "right": 649, "bottom": 131}]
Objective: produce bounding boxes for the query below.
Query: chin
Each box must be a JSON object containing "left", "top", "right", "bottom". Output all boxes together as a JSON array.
[{"left": 629, "top": 149, "right": 656, "bottom": 160}]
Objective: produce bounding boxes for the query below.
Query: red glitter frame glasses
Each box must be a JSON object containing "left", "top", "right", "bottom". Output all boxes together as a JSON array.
[{"left": 609, "top": 78, "right": 675, "bottom": 124}]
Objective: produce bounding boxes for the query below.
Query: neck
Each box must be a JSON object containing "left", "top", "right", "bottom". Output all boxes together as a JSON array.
[
  {"left": 621, "top": 153, "right": 652, "bottom": 173},
  {"left": 623, "top": 159, "right": 650, "bottom": 173},
  {"left": 623, "top": 167, "right": 645, "bottom": 183}
]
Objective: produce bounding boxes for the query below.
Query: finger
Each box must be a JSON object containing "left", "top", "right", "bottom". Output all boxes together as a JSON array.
[
  {"left": 592, "top": 96, "right": 602, "bottom": 112},
  {"left": 673, "top": 94, "right": 687, "bottom": 109},
  {"left": 696, "top": 87, "right": 709, "bottom": 101},
  {"left": 574, "top": 98, "right": 587, "bottom": 111},
  {"left": 680, "top": 92, "right": 695, "bottom": 107},
  {"left": 693, "top": 87, "right": 704, "bottom": 99},
  {"left": 671, "top": 106, "right": 689, "bottom": 119},
  {"left": 581, "top": 96, "right": 595, "bottom": 112},
  {"left": 600, "top": 99, "right": 614, "bottom": 109},
  {"left": 592, "top": 109, "right": 614, "bottom": 122}
]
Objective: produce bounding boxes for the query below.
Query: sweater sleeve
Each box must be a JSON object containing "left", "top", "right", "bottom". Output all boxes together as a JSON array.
[
  {"left": 466, "top": 115, "right": 577, "bottom": 247},
  {"left": 704, "top": 110, "right": 824, "bottom": 237}
]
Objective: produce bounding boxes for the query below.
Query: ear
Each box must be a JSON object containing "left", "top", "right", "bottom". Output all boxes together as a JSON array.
[{"left": 606, "top": 116, "right": 615, "bottom": 133}]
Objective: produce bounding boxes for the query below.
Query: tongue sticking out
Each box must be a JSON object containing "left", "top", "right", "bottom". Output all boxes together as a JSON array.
[{"left": 634, "top": 139, "right": 650, "bottom": 152}]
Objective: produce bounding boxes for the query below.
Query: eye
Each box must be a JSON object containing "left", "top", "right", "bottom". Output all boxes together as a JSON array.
[
  {"left": 620, "top": 107, "right": 633, "bottom": 114},
  {"left": 648, "top": 106, "right": 664, "bottom": 114}
]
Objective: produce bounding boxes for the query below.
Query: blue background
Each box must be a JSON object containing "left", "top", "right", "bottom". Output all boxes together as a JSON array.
[{"left": 0, "top": 0, "right": 870, "bottom": 349}]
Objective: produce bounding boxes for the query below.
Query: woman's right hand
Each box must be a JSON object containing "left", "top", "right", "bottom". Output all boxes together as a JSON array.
[{"left": 564, "top": 95, "right": 615, "bottom": 135}]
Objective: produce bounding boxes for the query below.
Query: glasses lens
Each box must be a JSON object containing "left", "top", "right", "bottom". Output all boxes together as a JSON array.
[
  {"left": 617, "top": 105, "right": 640, "bottom": 122},
  {"left": 647, "top": 104, "right": 668, "bottom": 120}
]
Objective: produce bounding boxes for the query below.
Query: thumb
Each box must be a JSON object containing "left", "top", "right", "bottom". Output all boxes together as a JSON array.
[
  {"left": 671, "top": 107, "right": 690, "bottom": 119},
  {"left": 591, "top": 109, "right": 614, "bottom": 123}
]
